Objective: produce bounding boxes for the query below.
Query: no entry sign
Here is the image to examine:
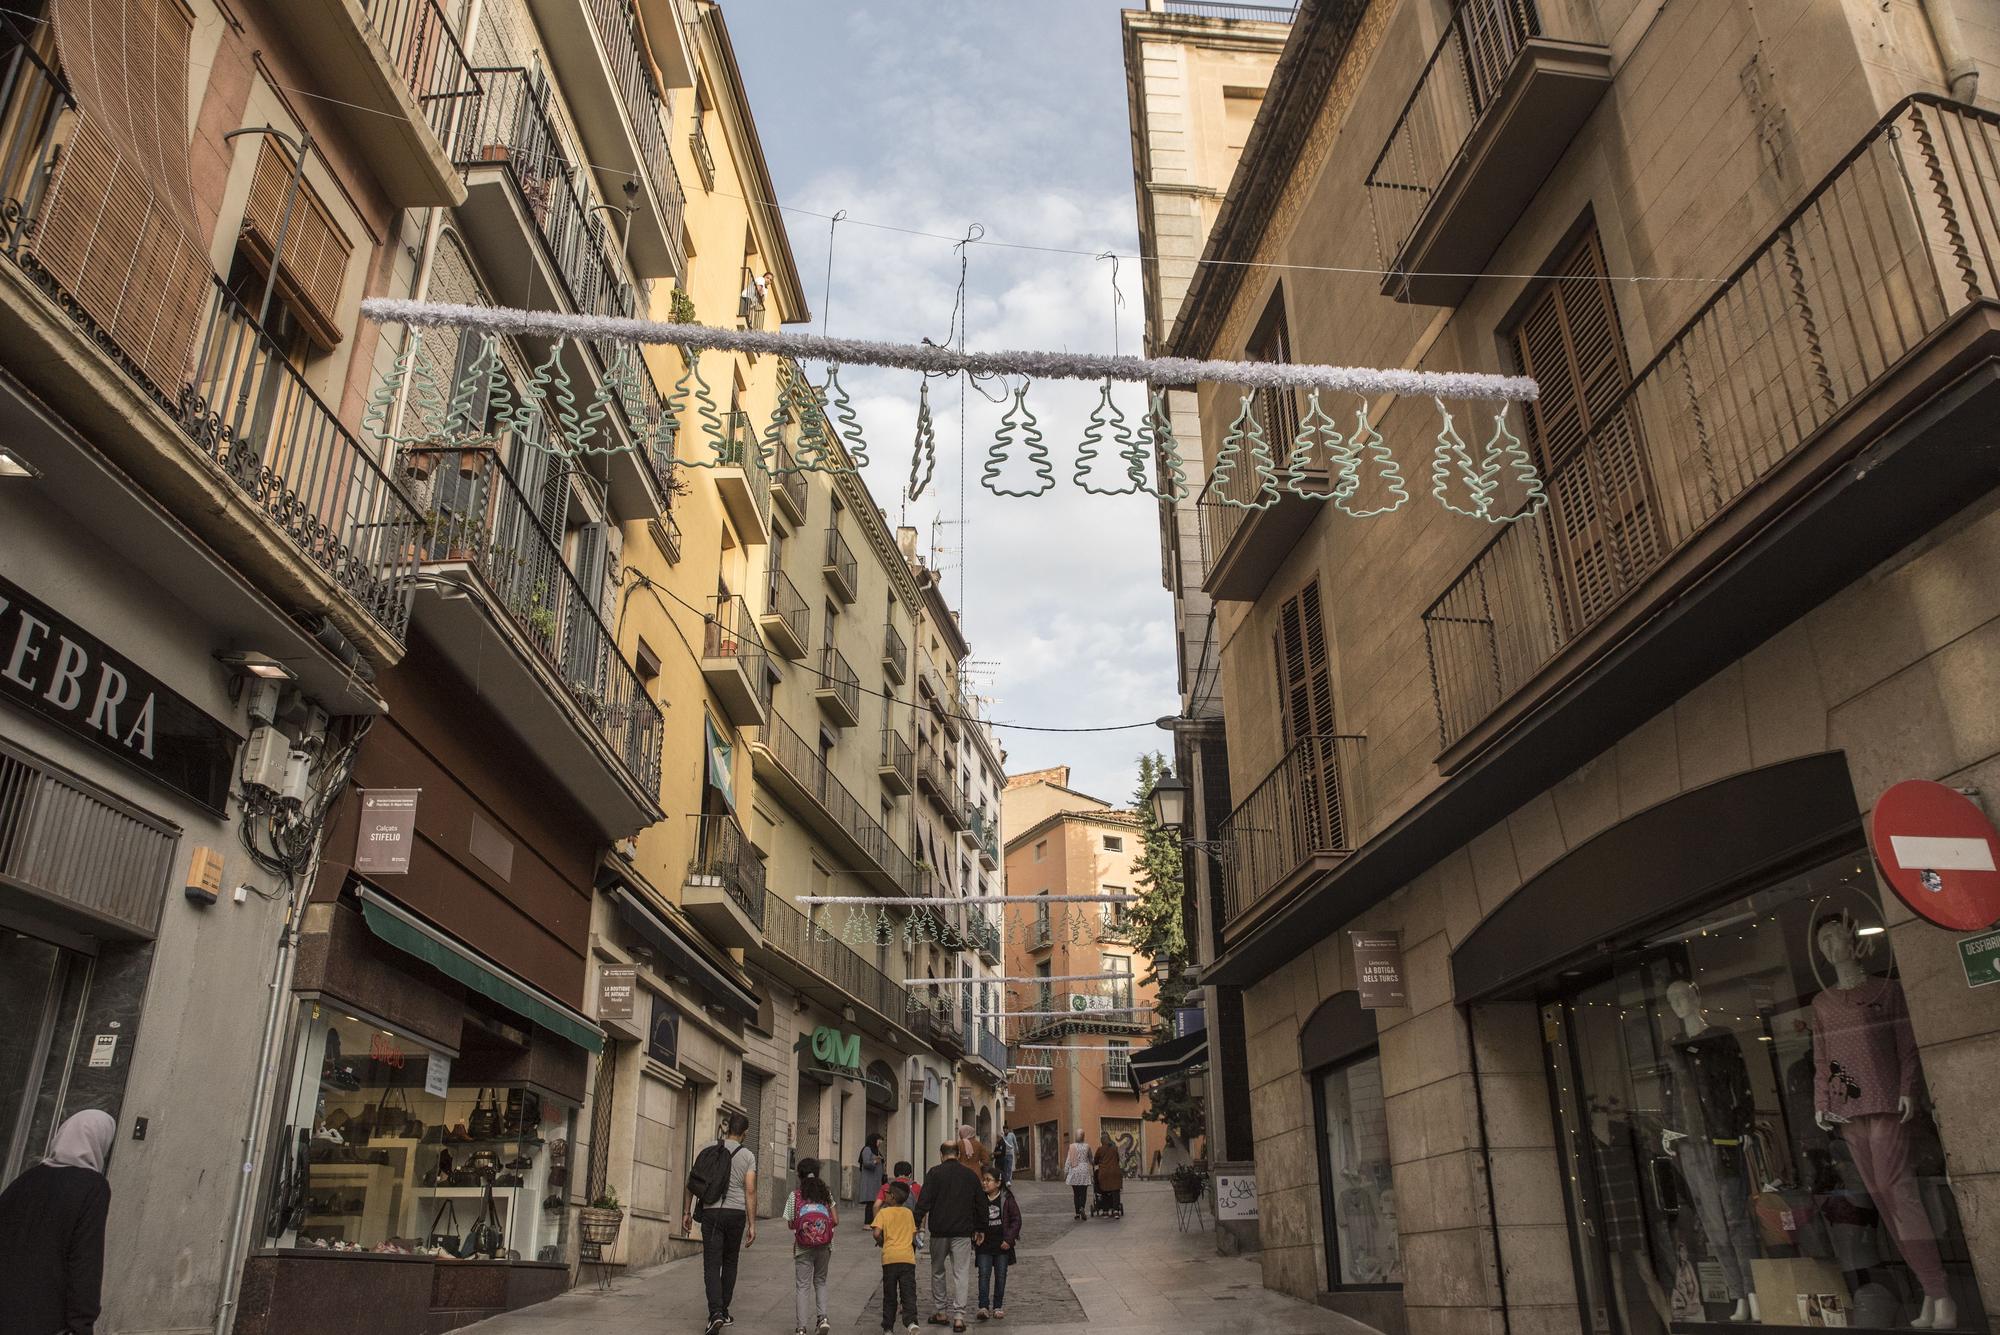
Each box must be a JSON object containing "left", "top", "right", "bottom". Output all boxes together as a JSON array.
[{"left": 1870, "top": 780, "right": 2000, "bottom": 931}]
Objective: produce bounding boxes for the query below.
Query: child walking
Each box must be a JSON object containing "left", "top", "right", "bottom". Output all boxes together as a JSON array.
[
  {"left": 871, "top": 1179, "right": 920, "bottom": 1335},
  {"left": 972, "top": 1168, "right": 1021, "bottom": 1320},
  {"left": 785, "top": 1158, "right": 838, "bottom": 1335}
]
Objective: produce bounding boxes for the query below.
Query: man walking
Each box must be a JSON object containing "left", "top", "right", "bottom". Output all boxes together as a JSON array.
[
  {"left": 914, "top": 1140, "right": 982, "bottom": 1331},
  {"left": 684, "top": 1111, "right": 758, "bottom": 1335},
  {"left": 998, "top": 1129, "right": 1018, "bottom": 1186}
]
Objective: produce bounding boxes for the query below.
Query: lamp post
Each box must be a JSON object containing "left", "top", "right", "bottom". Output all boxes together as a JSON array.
[{"left": 1147, "top": 768, "right": 1189, "bottom": 832}]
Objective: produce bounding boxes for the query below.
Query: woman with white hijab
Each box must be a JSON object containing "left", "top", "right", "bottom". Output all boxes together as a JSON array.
[{"left": 0, "top": 1109, "right": 115, "bottom": 1333}]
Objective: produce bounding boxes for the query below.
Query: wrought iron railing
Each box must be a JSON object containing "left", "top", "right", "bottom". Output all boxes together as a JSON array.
[
  {"left": 1424, "top": 97, "right": 2000, "bottom": 750},
  {"left": 688, "top": 811, "right": 766, "bottom": 923},
  {"left": 720, "top": 408, "right": 775, "bottom": 530},
  {"left": 817, "top": 643, "right": 861, "bottom": 719},
  {"left": 883, "top": 621, "right": 908, "bottom": 681},
  {"left": 880, "top": 728, "right": 915, "bottom": 789},
  {"left": 739, "top": 265, "right": 770, "bottom": 330},
  {"left": 361, "top": 0, "right": 481, "bottom": 144},
  {"left": 754, "top": 712, "right": 920, "bottom": 892},
  {"left": 1365, "top": 0, "right": 1542, "bottom": 272},
  {"left": 1219, "top": 734, "right": 1366, "bottom": 930},
  {"left": 407, "top": 446, "right": 663, "bottom": 790},
  {"left": 968, "top": 805, "right": 1001, "bottom": 865},
  {"left": 763, "top": 890, "right": 908, "bottom": 1026},
  {"left": 978, "top": 1027, "right": 1009, "bottom": 1074},
  {"left": 704, "top": 592, "right": 770, "bottom": 682},
  {"left": 582, "top": 0, "right": 686, "bottom": 271},
  {"left": 769, "top": 431, "right": 809, "bottom": 518},
  {"left": 823, "top": 525, "right": 858, "bottom": 597},
  {"left": 689, "top": 119, "right": 717, "bottom": 190},
  {"left": 1161, "top": 0, "right": 1297, "bottom": 18},
  {"left": 764, "top": 568, "right": 809, "bottom": 651}
]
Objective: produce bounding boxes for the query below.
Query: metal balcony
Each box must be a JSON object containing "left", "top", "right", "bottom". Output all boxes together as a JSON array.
[
  {"left": 968, "top": 806, "right": 1000, "bottom": 869},
  {"left": 769, "top": 432, "right": 810, "bottom": 526},
  {"left": 747, "top": 712, "right": 920, "bottom": 895},
  {"left": 822, "top": 526, "right": 859, "bottom": 604},
  {"left": 883, "top": 622, "right": 909, "bottom": 684},
  {"left": 701, "top": 594, "right": 770, "bottom": 727},
  {"left": 1218, "top": 735, "right": 1365, "bottom": 940},
  {"left": 977, "top": 1027, "right": 1009, "bottom": 1075},
  {"left": 714, "top": 409, "right": 773, "bottom": 544},
  {"left": 684, "top": 811, "right": 765, "bottom": 948},
  {"left": 913, "top": 998, "right": 966, "bottom": 1057},
  {"left": 760, "top": 568, "right": 809, "bottom": 660},
  {"left": 757, "top": 891, "right": 913, "bottom": 1037},
  {"left": 917, "top": 748, "right": 969, "bottom": 831},
  {"left": 738, "top": 265, "right": 772, "bottom": 334},
  {"left": 814, "top": 644, "right": 862, "bottom": 727},
  {"left": 879, "top": 728, "right": 915, "bottom": 796},
  {"left": 1366, "top": 0, "right": 1611, "bottom": 306},
  {"left": 689, "top": 120, "right": 717, "bottom": 190}
]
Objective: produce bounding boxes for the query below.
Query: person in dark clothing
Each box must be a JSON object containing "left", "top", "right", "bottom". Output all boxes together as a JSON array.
[
  {"left": 972, "top": 1168, "right": 1022, "bottom": 1320},
  {"left": 0, "top": 1109, "right": 115, "bottom": 1335},
  {"left": 914, "top": 1142, "right": 984, "bottom": 1331},
  {"left": 683, "top": 1110, "right": 758, "bottom": 1335}
]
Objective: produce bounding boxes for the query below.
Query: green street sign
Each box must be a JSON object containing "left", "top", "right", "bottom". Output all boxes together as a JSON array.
[{"left": 1958, "top": 928, "right": 2000, "bottom": 988}]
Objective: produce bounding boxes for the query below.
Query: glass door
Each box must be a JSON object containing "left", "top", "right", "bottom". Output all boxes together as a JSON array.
[{"left": 0, "top": 927, "right": 93, "bottom": 1184}]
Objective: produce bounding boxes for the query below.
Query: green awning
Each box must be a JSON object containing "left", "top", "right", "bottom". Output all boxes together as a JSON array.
[{"left": 359, "top": 889, "right": 603, "bottom": 1054}]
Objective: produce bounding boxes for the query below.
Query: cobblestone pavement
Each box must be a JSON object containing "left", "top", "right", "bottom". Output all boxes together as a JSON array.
[{"left": 462, "top": 1180, "right": 1375, "bottom": 1335}]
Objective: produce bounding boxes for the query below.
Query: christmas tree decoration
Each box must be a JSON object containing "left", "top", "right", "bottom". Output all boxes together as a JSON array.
[
  {"left": 792, "top": 382, "right": 835, "bottom": 473},
  {"left": 1139, "top": 391, "right": 1188, "bottom": 503},
  {"left": 760, "top": 376, "right": 801, "bottom": 472},
  {"left": 1430, "top": 398, "right": 1494, "bottom": 519},
  {"left": 982, "top": 382, "right": 1053, "bottom": 497},
  {"left": 1283, "top": 389, "right": 1344, "bottom": 498},
  {"left": 1333, "top": 402, "right": 1409, "bottom": 518},
  {"left": 840, "top": 904, "right": 873, "bottom": 946},
  {"left": 667, "top": 345, "right": 729, "bottom": 467},
  {"left": 821, "top": 365, "right": 870, "bottom": 468},
  {"left": 1208, "top": 394, "right": 1281, "bottom": 511},
  {"left": 908, "top": 380, "right": 938, "bottom": 500},
  {"left": 1475, "top": 405, "right": 1549, "bottom": 524},
  {"left": 512, "top": 342, "right": 583, "bottom": 459},
  {"left": 1072, "top": 379, "right": 1142, "bottom": 496}
]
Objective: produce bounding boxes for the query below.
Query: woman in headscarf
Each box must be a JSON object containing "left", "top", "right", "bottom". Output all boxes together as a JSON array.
[
  {"left": 956, "top": 1123, "right": 989, "bottom": 1176},
  {"left": 1093, "top": 1131, "right": 1125, "bottom": 1220},
  {"left": 0, "top": 1109, "right": 115, "bottom": 1334}
]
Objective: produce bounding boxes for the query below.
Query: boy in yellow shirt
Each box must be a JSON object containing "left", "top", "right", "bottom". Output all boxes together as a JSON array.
[{"left": 870, "top": 1180, "right": 919, "bottom": 1335}]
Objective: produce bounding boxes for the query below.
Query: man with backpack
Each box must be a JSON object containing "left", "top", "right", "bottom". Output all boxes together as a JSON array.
[
  {"left": 683, "top": 1111, "right": 758, "bottom": 1335},
  {"left": 914, "top": 1141, "right": 983, "bottom": 1332}
]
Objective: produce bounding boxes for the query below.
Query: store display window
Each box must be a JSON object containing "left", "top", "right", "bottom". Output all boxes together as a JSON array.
[
  {"left": 1314, "top": 1052, "right": 1400, "bottom": 1288},
  {"left": 265, "top": 1003, "right": 575, "bottom": 1262},
  {"left": 1542, "top": 849, "right": 1984, "bottom": 1335}
]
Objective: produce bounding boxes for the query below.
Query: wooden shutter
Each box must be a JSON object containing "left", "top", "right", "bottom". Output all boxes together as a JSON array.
[
  {"left": 239, "top": 139, "right": 353, "bottom": 348},
  {"left": 1514, "top": 230, "right": 1661, "bottom": 632},
  {"left": 1274, "top": 580, "right": 1345, "bottom": 851}
]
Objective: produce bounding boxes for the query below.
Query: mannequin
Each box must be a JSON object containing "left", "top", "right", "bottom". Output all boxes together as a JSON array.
[
  {"left": 1660, "top": 979, "right": 1763, "bottom": 1323},
  {"left": 1810, "top": 915, "right": 1955, "bottom": 1329}
]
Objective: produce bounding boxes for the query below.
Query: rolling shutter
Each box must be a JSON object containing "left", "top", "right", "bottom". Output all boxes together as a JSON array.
[
  {"left": 240, "top": 139, "right": 354, "bottom": 348},
  {"left": 1514, "top": 230, "right": 1660, "bottom": 632}
]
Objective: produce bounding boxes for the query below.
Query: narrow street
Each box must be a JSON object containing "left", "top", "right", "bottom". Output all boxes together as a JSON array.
[{"left": 462, "top": 1182, "right": 1363, "bottom": 1335}]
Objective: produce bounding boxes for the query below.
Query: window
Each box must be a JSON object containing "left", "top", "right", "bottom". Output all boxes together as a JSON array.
[
  {"left": 1275, "top": 579, "right": 1346, "bottom": 850},
  {"left": 1106, "top": 1040, "right": 1132, "bottom": 1089},
  {"left": 1035, "top": 960, "right": 1053, "bottom": 1014},
  {"left": 1316, "top": 1053, "right": 1398, "bottom": 1286},
  {"left": 1099, "top": 891, "right": 1126, "bottom": 940},
  {"left": 1034, "top": 893, "right": 1051, "bottom": 945},
  {"left": 1034, "top": 840, "right": 1047, "bottom": 863},
  {"left": 237, "top": 137, "right": 353, "bottom": 349},
  {"left": 1102, "top": 954, "right": 1133, "bottom": 1011},
  {"left": 1247, "top": 295, "right": 1299, "bottom": 470},
  {"left": 1102, "top": 834, "right": 1124, "bottom": 853}
]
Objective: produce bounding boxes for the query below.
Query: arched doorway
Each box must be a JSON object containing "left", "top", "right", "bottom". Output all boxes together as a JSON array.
[
  {"left": 1302, "top": 992, "right": 1400, "bottom": 1308},
  {"left": 975, "top": 1105, "right": 992, "bottom": 1145}
]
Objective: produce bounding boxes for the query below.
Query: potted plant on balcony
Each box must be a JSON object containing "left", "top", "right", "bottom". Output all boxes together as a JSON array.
[{"left": 578, "top": 1188, "right": 623, "bottom": 1247}]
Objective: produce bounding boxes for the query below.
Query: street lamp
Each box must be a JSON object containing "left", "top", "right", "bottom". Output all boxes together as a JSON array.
[{"left": 1148, "top": 768, "right": 1189, "bottom": 832}]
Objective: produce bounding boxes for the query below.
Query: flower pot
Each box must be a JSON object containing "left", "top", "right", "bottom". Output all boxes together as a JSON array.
[
  {"left": 1172, "top": 1182, "right": 1203, "bottom": 1204},
  {"left": 578, "top": 1206, "right": 623, "bottom": 1245}
]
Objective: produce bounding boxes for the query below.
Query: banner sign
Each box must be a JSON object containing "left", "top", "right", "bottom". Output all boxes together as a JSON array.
[{"left": 1352, "top": 930, "right": 1407, "bottom": 1009}]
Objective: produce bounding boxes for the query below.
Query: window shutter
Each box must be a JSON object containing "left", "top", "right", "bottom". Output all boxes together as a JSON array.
[
  {"left": 1275, "top": 580, "right": 1345, "bottom": 850},
  {"left": 239, "top": 139, "right": 354, "bottom": 348},
  {"left": 1514, "top": 230, "right": 1661, "bottom": 631}
]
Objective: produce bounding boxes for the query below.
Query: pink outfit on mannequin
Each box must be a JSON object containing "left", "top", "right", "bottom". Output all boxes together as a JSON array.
[{"left": 1840, "top": 1113, "right": 1947, "bottom": 1298}]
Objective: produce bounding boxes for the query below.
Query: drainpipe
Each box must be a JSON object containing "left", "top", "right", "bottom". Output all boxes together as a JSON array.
[
  {"left": 1465, "top": 1005, "right": 1515, "bottom": 1335},
  {"left": 1919, "top": 0, "right": 1980, "bottom": 103}
]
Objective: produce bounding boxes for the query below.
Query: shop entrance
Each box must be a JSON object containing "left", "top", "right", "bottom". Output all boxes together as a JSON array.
[{"left": 0, "top": 926, "right": 93, "bottom": 1183}]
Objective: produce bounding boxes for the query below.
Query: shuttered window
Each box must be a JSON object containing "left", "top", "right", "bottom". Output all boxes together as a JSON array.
[
  {"left": 1273, "top": 579, "right": 1346, "bottom": 851},
  {"left": 1513, "top": 229, "right": 1661, "bottom": 631},
  {"left": 239, "top": 139, "right": 353, "bottom": 349}
]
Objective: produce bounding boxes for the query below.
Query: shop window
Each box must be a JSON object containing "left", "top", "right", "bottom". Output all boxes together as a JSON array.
[
  {"left": 265, "top": 1003, "right": 575, "bottom": 1260},
  {"left": 1314, "top": 1050, "right": 1399, "bottom": 1287},
  {"left": 1542, "top": 848, "right": 1984, "bottom": 1335}
]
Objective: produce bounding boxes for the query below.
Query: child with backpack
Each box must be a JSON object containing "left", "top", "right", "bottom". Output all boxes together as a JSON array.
[
  {"left": 972, "top": 1167, "right": 1022, "bottom": 1321},
  {"left": 784, "top": 1158, "right": 838, "bottom": 1335},
  {"left": 870, "top": 1179, "right": 919, "bottom": 1335}
]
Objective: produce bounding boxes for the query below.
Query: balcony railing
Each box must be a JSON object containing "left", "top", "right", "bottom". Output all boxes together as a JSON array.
[
  {"left": 880, "top": 727, "right": 915, "bottom": 791},
  {"left": 739, "top": 265, "right": 771, "bottom": 331},
  {"left": 717, "top": 407, "right": 774, "bottom": 535},
  {"left": 883, "top": 622, "right": 908, "bottom": 683},
  {"left": 762, "top": 890, "right": 908, "bottom": 1027},
  {"left": 408, "top": 446, "right": 663, "bottom": 790},
  {"left": 816, "top": 643, "right": 861, "bottom": 723},
  {"left": 704, "top": 592, "right": 770, "bottom": 679},
  {"left": 978, "top": 1027, "right": 1009, "bottom": 1075},
  {"left": 1424, "top": 97, "right": 2000, "bottom": 751},
  {"left": 363, "top": 0, "right": 481, "bottom": 144},
  {"left": 769, "top": 431, "right": 809, "bottom": 522},
  {"left": 582, "top": 0, "right": 686, "bottom": 269},
  {"left": 968, "top": 805, "right": 1000, "bottom": 867},
  {"left": 823, "top": 526, "right": 859, "bottom": 602},
  {"left": 689, "top": 119, "right": 717, "bottom": 190},
  {"left": 688, "top": 811, "right": 766, "bottom": 922},
  {"left": 762, "top": 568, "right": 809, "bottom": 658},
  {"left": 1162, "top": 0, "right": 1296, "bottom": 17},
  {"left": 755, "top": 712, "right": 920, "bottom": 892},
  {"left": 0, "top": 30, "right": 420, "bottom": 648},
  {"left": 1219, "top": 734, "right": 1366, "bottom": 932}
]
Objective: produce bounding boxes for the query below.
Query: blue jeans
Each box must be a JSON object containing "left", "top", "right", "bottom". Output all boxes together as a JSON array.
[{"left": 976, "top": 1251, "right": 1010, "bottom": 1309}]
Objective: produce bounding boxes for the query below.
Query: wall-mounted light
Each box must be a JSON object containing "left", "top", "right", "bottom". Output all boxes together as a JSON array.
[
  {"left": 0, "top": 446, "right": 40, "bottom": 479},
  {"left": 218, "top": 650, "right": 297, "bottom": 681}
]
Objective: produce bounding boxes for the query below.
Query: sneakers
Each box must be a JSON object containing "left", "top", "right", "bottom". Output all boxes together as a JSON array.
[
  {"left": 908, "top": 1326, "right": 920, "bottom": 1335},
  {"left": 976, "top": 1310, "right": 991, "bottom": 1322},
  {"left": 818, "top": 1321, "right": 831, "bottom": 1335},
  {"left": 705, "top": 1320, "right": 724, "bottom": 1335}
]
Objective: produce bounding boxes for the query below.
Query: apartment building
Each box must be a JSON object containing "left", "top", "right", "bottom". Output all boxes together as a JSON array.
[
  {"left": 999, "top": 767, "right": 1168, "bottom": 1182},
  {"left": 1120, "top": 0, "right": 1292, "bottom": 1213},
  {"left": 1161, "top": 4, "right": 2000, "bottom": 1335}
]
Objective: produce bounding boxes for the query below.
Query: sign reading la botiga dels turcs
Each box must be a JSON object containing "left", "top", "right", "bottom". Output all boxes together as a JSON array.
[{"left": 0, "top": 572, "right": 238, "bottom": 813}]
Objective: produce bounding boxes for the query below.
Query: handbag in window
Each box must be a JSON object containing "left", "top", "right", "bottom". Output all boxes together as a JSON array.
[
  {"left": 467, "top": 1088, "right": 500, "bottom": 1140},
  {"left": 427, "top": 1199, "right": 463, "bottom": 1254},
  {"left": 458, "top": 1183, "right": 504, "bottom": 1258}
]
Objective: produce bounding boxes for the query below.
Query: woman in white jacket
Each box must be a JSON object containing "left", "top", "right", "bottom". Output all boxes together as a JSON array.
[{"left": 1062, "top": 1131, "right": 1093, "bottom": 1221}]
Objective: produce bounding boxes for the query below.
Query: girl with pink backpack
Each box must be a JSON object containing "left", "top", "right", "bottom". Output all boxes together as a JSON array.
[{"left": 785, "top": 1158, "right": 839, "bottom": 1335}]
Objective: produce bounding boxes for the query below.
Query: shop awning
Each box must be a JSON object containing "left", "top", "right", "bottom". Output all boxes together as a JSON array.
[
  {"left": 606, "top": 884, "right": 761, "bottom": 1023},
  {"left": 1130, "top": 1029, "right": 1208, "bottom": 1086},
  {"left": 357, "top": 887, "right": 603, "bottom": 1054}
]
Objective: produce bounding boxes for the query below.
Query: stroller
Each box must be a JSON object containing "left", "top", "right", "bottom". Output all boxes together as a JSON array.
[{"left": 1090, "top": 1164, "right": 1107, "bottom": 1218}]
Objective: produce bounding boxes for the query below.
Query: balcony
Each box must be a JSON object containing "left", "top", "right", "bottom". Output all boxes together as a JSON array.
[
  {"left": 1016, "top": 979, "right": 1147, "bottom": 1044},
  {"left": 769, "top": 432, "right": 810, "bottom": 526},
  {"left": 968, "top": 806, "right": 1000, "bottom": 869},
  {"left": 822, "top": 526, "right": 859, "bottom": 603},
  {"left": 747, "top": 712, "right": 920, "bottom": 895},
  {"left": 918, "top": 749, "right": 969, "bottom": 831},
  {"left": 684, "top": 812, "right": 765, "bottom": 948},
  {"left": 1366, "top": 0, "right": 1611, "bottom": 306},
  {"left": 972, "top": 913, "right": 1002, "bottom": 966},
  {"left": 689, "top": 120, "right": 717, "bottom": 190},
  {"left": 879, "top": 728, "right": 915, "bottom": 796},
  {"left": 757, "top": 890, "right": 913, "bottom": 1038},
  {"left": 760, "top": 569, "right": 809, "bottom": 659},
  {"left": 976, "top": 1027, "right": 1009, "bottom": 1077},
  {"left": 406, "top": 446, "right": 665, "bottom": 834},
  {"left": 913, "top": 998, "right": 966, "bottom": 1057},
  {"left": 814, "top": 644, "right": 862, "bottom": 727},
  {"left": 1423, "top": 98, "right": 2000, "bottom": 765},
  {"left": 715, "top": 409, "right": 773, "bottom": 545},
  {"left": 1218, "top": 735, "right": 1365, "bottom": 939},
  {"left": 738, "top": 265, "right": 772, "bottom": 333},
  {"left": 700, "top": 594, "right": 769, "bottom": 727},
  {"left": 293, "top": 0, "right": 477, "bottom": 206},
  {"left": 525, "top": 0, "right": 687, "bottom": 278},
  {"left": 883, "top": 623, "right": 909, "bottom": 684}
]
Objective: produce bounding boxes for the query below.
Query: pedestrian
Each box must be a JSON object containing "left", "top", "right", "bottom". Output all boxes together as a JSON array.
[
  {"left": 683, "top": 1110, "right": 758, "bottom": 1335},
  {"left": 871, "top": 1180, "right": 920, "bottom": 1335},
  {"left": 972, "top": 1167, "right": 1021, "bottom": 1321},
  {"left": 1062, "top": 1130, "right": 1092, "bottom": 1220},
  {"left": 877, "top": 1159, "right": 919, "bottom": 1214},
  {"left": 0, "top": 1108, "right": 113, "bottom": 1335},
  {"left": 998, "top": 1129, "right": 1018, "bottom": 1186},
  {"left": 784, "top": 1157, "right": 838, "bottom": 1335},
  {"left": 860, "top": 1133, "right": 886, "bottom": 1225},
  {"left": 1094, "top": 1132, "right": 1125, "bottom": 1220},
  {"left": 956, "top": 1123, "right": 989, "bottom": 1176},
  {"left": 915, "top": 1140, "right": 983, "bottom": 1331}
]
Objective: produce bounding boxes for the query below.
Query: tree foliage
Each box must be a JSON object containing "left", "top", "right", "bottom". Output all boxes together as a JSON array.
[{"left": 1130, "top": 752, "right": 1203, "bottom": 1149}]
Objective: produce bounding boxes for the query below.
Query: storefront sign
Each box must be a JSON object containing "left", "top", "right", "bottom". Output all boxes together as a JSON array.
[
  {"left": 1215, "top": 1172, "right": 1258, "bottom": 1219},
  {"left": 809, "top": 1025, "right": 861, "bottom": 1071},
  {"left": 1351, "top": 930, "right": 1407, "bottom": 1008},
  {"left": 424, "top": 1052, "right": 451, "bottom": 1097},
  {"left": 354, "top": 789, "right": 420, "bottom": 874},
  {"left": 649, "top": 1004, "right": 681, "bottom": 1068},
  {"left": 1174, "top": 1007, "right": 1206, "bottom": 1038},
  {"left": 598, "top": 965, "right": 636, "bottom": 1022},
  {"left": 1871, "top": 781, "right": 2000, "bottom": 930},
  {"left": 1958, "top": 928, "right": 2000, "bottom": 988},
  {"left": 0, "top": 572, "right": 238, "bottom": 814}
]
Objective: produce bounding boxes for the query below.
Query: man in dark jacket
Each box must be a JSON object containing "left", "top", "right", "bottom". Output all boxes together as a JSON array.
[{"left": 914, "top": 1141, "right": 983, "bottom": 1331}]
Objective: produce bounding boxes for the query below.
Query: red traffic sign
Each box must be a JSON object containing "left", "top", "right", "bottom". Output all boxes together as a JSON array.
[{"left": 1870, "top": 781, "right": 2000, "bottom": 931}]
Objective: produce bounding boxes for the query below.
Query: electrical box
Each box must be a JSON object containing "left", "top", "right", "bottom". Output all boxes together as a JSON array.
[
  {"left": 280, "top": 749, "right": 314, "bottom": 807},
  {"left": 239, "top": 726, "right": 288, "bottom": 794},
  {"left": 245, "top": 677, "right": 286, "bottom": 726},
  {"left": 185, "top": 846, "right": 223, "bottom": 906}
]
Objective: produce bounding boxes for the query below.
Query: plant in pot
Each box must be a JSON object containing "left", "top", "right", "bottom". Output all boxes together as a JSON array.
[
  {"left": 579, "top": 1188, "right": 623, "bottom": 1245},
  {"left": 1170, "top": 1162, "right": 1208, "bottom": 1204}
]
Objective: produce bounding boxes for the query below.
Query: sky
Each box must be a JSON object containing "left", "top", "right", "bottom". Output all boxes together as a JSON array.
[{"left": 724, "top": 0, "right": 1177, "bottom": 805}]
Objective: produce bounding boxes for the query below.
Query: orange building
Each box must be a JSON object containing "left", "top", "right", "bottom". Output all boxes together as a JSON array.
[{"left": 998, "top": 767, "right": 1170, "bottom": 1183}]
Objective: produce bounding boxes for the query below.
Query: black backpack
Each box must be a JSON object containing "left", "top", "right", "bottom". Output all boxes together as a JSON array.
[{"left": 688, "top": 1139, "right": 743, "bottom": 1212}]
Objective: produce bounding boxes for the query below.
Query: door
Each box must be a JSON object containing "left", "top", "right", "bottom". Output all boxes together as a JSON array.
[
  {"left": 0, "top": 929, "right": 93, "bottom": 1184},
  {"left": 740, "top": 1068, "right": 767, "bottom": 1214},
  {"left": 1313, "top": 1053, "right": 1401, "bottom": 1289}
]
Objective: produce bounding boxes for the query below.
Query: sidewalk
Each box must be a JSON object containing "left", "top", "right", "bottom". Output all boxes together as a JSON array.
[{"left": 463, "top": 1180, "right": 1373, "bottom": 1335}]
